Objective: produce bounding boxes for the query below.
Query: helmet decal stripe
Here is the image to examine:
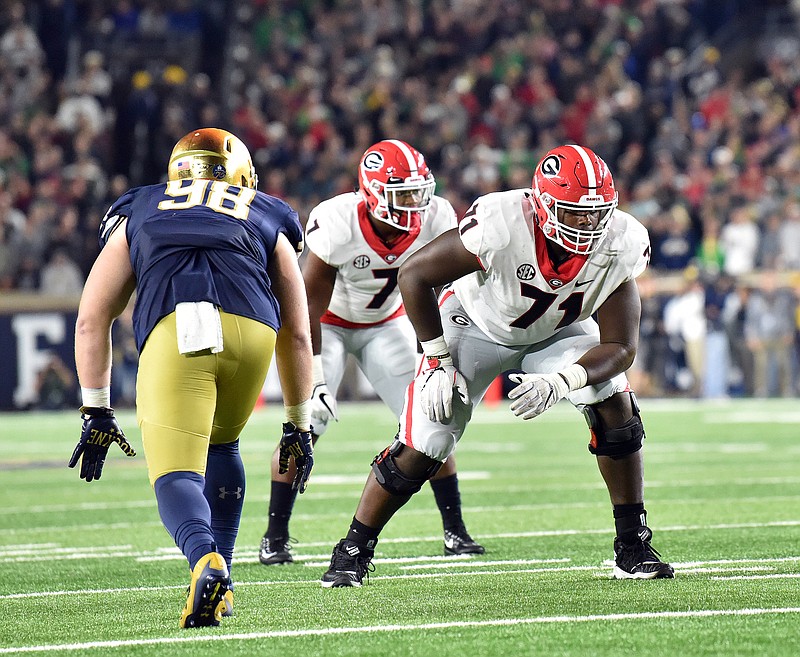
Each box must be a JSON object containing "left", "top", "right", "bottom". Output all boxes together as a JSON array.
[
  {"left": 386, "top": 139, "right": 418, "bottom": 174},
  {"left": 569, "top": 145, "right": 597, "bottom": 190}
]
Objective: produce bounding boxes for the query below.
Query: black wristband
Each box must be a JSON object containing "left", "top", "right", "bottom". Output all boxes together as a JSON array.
[{"left": 80, "top": 406, "right": 115, "bottom": 418}]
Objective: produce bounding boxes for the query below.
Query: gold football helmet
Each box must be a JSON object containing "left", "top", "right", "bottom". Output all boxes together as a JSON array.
[{"left": 167, "top": 128, "right": 258, "bottom": 189}]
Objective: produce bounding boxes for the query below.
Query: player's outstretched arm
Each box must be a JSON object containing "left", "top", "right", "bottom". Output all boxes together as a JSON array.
[
  {"left": 72, "top": 219, "right": 136, "bottom": 480},
  {"left": 399, "top": 229, "right": 480, "bottom": 423},
  {"left": 301, "top": 251, "right": 339, "bottom": 429},
  {"left": 75, "top": 220, "right": 136, "bottom": 393},
  {"left": 270, "top": 233, "right": 313, "bottom": 417},
  {"left": 270, "top": 233, "right": 315, "bottom": 490}
]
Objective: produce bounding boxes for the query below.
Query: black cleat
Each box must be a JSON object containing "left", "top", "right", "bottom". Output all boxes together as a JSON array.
[
  {"left": 444, "top": 528, "right": 486, "bottom": 556},
  {"left": 259, "top": 535, "right": 294, "bottom": 565},
  {"left": 321, "top": 539, "right": 374, "bottom": 588},
  {"left": 613, "top": 527, "right": 675, "bottom": 579}
]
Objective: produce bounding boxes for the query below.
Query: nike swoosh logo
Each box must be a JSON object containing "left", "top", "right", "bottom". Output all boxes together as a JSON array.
[
  {"left": 319, "top": 393, "right": 335, "bottom": 417},
  {"left": 574, "top": 280, "right": 594, "bottom": 288}
]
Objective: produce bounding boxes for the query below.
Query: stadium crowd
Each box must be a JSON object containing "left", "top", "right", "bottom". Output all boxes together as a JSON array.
[{"left": 1, "top": 0, "right": 799, "bottom": 405}]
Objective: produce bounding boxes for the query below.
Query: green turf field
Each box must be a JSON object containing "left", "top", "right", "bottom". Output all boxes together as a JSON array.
[{"left": 2, "top": 399, "right": 799, "bottom": 656}]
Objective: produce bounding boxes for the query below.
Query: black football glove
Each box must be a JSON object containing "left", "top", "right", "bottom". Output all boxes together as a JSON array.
[
  {"left": 68, "top": 407, "right": 136, "bottom": 482},
  {"left": 277, "top": 422, "right": 314, "bottom": 493}
]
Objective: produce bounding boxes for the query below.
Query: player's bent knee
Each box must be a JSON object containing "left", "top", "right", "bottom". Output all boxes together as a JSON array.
[
  {"left": 371, "top": 441, "right": 442, "bottom": 496},
  {"left": 584, "top": 393, "right": 645, "bottom": 459}
]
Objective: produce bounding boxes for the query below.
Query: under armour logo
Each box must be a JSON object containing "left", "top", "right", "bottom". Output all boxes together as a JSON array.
[{"left": 218, "top": 487, "right": 242, "bottom": 499}]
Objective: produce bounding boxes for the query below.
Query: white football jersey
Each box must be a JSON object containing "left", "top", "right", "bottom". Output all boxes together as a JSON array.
[
  {"left": 453, "top": 189, "right": 650, "bottom": 346},
  {"left": 305, "top": 191, "right": 457, "bottom": 324}
]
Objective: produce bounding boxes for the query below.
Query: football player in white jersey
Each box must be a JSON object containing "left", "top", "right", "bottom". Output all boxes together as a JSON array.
[
  {"left": 321, "top": 144, "right": 674, "bottom": 587},
  {"left": 259, "top": 139, "right": 484, "bottom": 565}
]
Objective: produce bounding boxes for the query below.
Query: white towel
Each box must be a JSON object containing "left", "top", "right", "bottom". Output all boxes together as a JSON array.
[{"left": 175, "top": 301, "right": 224, "bottom": 355}]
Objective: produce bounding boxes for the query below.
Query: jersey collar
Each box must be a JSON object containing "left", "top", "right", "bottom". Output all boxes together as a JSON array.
[
  {"left": 357, "top": 200, "right": 421, "bottom": 263},
  {"left": 533, "top": 220, "right": 588, "bottom": 288}
]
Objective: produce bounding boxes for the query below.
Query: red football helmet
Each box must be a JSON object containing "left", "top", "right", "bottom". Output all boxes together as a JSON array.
[
  {"left": 358, "top": 139, "right": 435, "bottom": 231},
  {"left": 531, "top": 144, "right": 618, "bottom": 255}
]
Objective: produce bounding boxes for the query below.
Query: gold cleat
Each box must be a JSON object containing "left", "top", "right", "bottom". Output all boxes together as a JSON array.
[{"left": 179, "top": 552, "right": 231, "bottom": 628}]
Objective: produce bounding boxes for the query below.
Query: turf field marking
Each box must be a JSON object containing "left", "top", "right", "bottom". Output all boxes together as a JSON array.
[
  {"left": 11, "top": 556, "right": 800, "bottom": 601},
  {"left": 399, "top": 558, "right": 569, "bottom": 570},
  {"left": 6, "top": 519, "right": 800, "bottom": 560},
  {"left": 712, "top": 573, "right": 800, "bottom": 580},
  {"left": 4, "top": 472, "right": 800, "bottom": 517},
  {"left": 3, "top": 607, "right": 800, "bottom": 654}
]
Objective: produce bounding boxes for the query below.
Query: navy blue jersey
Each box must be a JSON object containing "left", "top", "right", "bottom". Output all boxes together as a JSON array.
[{"left": 99, "top": 180, "right": 303, "bottom": 351}]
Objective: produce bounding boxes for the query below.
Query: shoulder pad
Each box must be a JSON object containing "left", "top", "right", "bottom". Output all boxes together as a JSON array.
[{"left": 306, "top": 194, "right": 355, "bottom": 246}]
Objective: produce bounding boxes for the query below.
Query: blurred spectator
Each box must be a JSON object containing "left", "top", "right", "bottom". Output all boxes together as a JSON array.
[
  {"left": 719, "top": 204, "right": 760, "bottom": 276},
  {"left": 722, "top": 282, "right": 755, "bottom": 397},
  {"left": 54, "top": 78, "right": 106, "bottom": 136},
  {"left": 695, "top": 212, "right": 725, "bottom": 275},
  {"left": 650, "top": 204, "right": 697, "bottom": 272},
  {"left": 39, "top": 248, "right": 84, "bottom": 297},
  {"left": 33, "top": 352, "right": 78, "bottom": 410},
  {"left": 0, "top": 0, "right": 797, "bottom": 402},
  {"left": 744, "top": 271, "right": 797, "bottom": 397},
  {"left": 78, "top": 50, "right": 113, "bottom": 106},
  {"left": 0, "top": 3, "right": 44, "bottom": 77},
  {"left": 777, "top": 201, "right": 800, "bottom": 269},
  {"left": 663, "top": 271, "right": 707, "bottom": 396},
  {"left": 703, "top": 274, "right": 735, "bottom": 398}
]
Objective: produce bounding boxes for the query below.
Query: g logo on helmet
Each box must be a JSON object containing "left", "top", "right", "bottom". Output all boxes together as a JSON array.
[
  {"left": 540, "top": 155, "right": 561, "bottom": 177},
  {"left": 362, "top": 152, "right": 384, "bottom": 171}
]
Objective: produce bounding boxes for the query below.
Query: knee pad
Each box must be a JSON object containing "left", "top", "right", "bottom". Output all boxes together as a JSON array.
[
  {"left": 371, "top": 440, "right": 442, "bottom": 497},
  {"left": 584, "top": 393, "right": 645, "bottom": 459}
]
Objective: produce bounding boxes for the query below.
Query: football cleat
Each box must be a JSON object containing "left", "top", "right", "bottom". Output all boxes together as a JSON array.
[
  {"left": 444, "top": 528, "right": 486, "bottom": 556},
  {"left": 321, "top": 539, "right": 374, "bottom": 588},
  {"left": 179, "top": 552, "right": 231, "bottom": 628},
  {"left": 613, "top": 527, "right": 675, "bottom": 579},
  {"left": 259, "top": 535, "right": 294, "bottom": 565}
]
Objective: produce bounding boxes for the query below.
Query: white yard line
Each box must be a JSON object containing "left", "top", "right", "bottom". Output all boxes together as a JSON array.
[
  {"left": 3, "top": 607, "right": 800, "bottom": 654},
  {"left": 10, "top": 555, "right": 800, "bottom": 600},
  {"left": 5, "top": 520, "right": 800, "bottom": 563}
]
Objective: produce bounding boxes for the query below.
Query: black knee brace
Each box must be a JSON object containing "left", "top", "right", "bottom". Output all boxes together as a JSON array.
[
  {"left": 584, "top": 392, "right": 645, "bottom": 459},
  {"left": 371, "top": 440, "right": 442, "bottom": 496}
]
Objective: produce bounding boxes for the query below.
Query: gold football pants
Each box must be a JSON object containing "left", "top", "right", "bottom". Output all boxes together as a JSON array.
[{"left": 136, "top": 310, "right": 276, "bottom": 485}]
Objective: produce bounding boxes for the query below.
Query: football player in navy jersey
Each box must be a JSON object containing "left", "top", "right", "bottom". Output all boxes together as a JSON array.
[
  {"left": 321, "top": 144, "right": 674, "bottom": 588},
  {"left": 69, "top": 128, "right": 314, "bottom": 628}
]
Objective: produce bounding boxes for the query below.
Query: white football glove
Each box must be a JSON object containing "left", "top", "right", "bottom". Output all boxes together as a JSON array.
[
  {"left": 508, "top": 364, "right": 588, "bottom": 420},
  {"left": 309, "top": 354, "right": 337, "bottom": 436},
  {"left": 418, "top": 355, "right": 469, "bottom": 424},
  {"left": 309, "top": 382, "right": 337, "bottom": 436}
]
